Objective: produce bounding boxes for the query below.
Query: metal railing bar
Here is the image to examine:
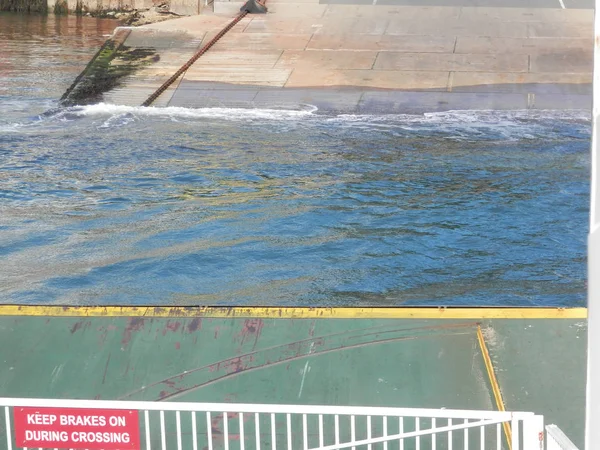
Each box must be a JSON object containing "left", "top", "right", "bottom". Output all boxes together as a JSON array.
[
  {"left": 334, "top": 415, "right": 340, "bottom": 450},
  {"left": 351, "top": 415, "right": 356, "bottom": 450},
  {"left": 383, "top": 416, "right": 388, "bottom": 450},
  {"left": 286, "top": 413, "right": 292, "bottom": 450},
  {"left": 145, "top": 410, "right": 151, "bottom": 450},
  {"left": 207, "top": 412, "right": 213, "bottom": 450},
  {"left": 224, "top": 413, "right": 230, "bottom": 450},
  {"left": 511, "top": 419, "right": 519, "bottom": 450},
  {"left": 192, "top": 411, "right": 198, "bottom": 450},
  {"left": 5, "top": 406, "right": 13, "bottom": 450},
  {"left": 415, "top": 417, "right": 420, "bottom": 450},
  {"left": 256, "top": 413, "right": 261, "bottom": 450},
  {"left": 399, "top": 417, "right": 404, "bottom": 450},
  {"left": 308, "top": 418, "right": 509, "bottom": 450},
  {"left": 271, "top": 413, "right": 276, "bottom": 450},
  {"left": 432, "top": 418, "right": 436, "bottom": 450},
  {"left": 240, "top": 413, "right": 245, "bottom": 450},
  {"left": 480, "top": 423, "right": 485, "bottom": 450},
  {"left": 496, "top": 423, "right": 500, "bottom": 450},
  {"left": 367, "top": 415, "right": 372, "bottom": 450},
  {"left": 303, "top": 414, "right": 308, "bottom": 450},
  {"left": 177, "top": 410, "right": 182, "bottom": 450},
  {"left": 160, "top": 410, "right": 166, "bottom": 450}
]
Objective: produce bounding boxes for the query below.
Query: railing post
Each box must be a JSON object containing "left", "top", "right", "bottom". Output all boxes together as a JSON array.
[{"left": 521, "top": 415, "right": 544, "bottom": 450}]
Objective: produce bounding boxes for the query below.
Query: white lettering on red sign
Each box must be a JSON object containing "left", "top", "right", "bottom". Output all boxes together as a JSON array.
[{"left": 14, "top": 407, "right": 140, "bottom": 449}]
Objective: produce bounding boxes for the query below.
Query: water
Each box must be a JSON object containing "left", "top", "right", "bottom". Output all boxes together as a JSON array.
[{"left": 0, "top": 12, "right": 591, "bottom": 306}]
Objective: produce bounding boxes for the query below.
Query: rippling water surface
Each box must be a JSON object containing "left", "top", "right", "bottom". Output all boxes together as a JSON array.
[{"left": 0, "top": 13, "right": 591, "bottom": 306}]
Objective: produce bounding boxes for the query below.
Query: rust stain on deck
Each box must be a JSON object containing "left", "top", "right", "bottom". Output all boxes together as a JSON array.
[{"left": 121, "top": 317, "right": 146, "bottom": 345}]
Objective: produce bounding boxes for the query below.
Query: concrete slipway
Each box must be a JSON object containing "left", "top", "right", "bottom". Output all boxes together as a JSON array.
[{"left": 60, "top": 0, "right": 594, "bottom": 112}]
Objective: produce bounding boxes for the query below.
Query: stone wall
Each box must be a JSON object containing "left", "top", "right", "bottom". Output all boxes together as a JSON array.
[
  {"left": 0, "top": 0, "right": 47, "bottom": 13},
  {"left": 1, "top": 0, "right": 199, "bottom": 15}
]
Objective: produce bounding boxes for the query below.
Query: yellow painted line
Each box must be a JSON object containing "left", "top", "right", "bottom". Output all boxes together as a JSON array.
[
  {"left": 0, "top": 305, "right": 587, "bottom": 319},
  {"left": 477, "top": 325, "right": 512, "bottom": 450}
]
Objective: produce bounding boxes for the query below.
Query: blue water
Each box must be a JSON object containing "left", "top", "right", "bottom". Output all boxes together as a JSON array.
[{"left": 0, "top": 14, "right": 591, "bottom": 306}]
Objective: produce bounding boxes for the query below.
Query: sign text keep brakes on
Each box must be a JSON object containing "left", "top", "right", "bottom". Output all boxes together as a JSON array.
[{"left": 14, "top": 407, "right": 140, "bottom": 449}]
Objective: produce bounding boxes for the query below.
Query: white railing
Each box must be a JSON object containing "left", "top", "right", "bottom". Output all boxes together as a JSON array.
[
  {"left": 546, "top": 425, "right": 579, "bottom": 450},
  {"left": 0, "top": 398, "right": 546, "bottom": 450}
]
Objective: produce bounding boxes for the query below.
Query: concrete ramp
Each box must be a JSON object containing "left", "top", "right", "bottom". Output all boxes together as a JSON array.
[{"left": 62, "top": 3, "right": 593, "bottom": 113}]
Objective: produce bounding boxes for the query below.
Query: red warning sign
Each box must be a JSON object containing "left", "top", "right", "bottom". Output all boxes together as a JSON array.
[{"left": 14, "top": 407, "right": 140, "bottom": 449}]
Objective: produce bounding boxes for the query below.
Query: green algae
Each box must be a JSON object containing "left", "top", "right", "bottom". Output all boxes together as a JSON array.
[{"left": 61, "top": 34, "right": 159, "bottom": 106}]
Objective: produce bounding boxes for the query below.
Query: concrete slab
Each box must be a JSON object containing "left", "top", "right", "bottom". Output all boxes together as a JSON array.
[
  {"left": 527, "top": 21, "right": 593, "bottom": 37},
  {"left": 286, "top": 68, "right": 449, "bottom": 89},
  {"left": 191, "top": 49, "right": 284, "bottom": 66},
  {"left": 184, "top": 67, "right": 292, "bottom": 85},
  {"left": 530, "top": 50, "right": 593, "bottom": 73},
  {"left": 450, "top": 72, "right": 591, "bottom": 93},
  {"left": 357, "top": 90, "right": 529, "bottom": 113},
  {"left": 321, "top": 4, "right": 462, "bottom": 19},
  {"left": 531, "top": 93, "right": 591, "bottom": 109},
  {"left": 457, "top": 6, "right": 593, "bottom": 22},
  {"left": 385, "top": 18, "right": 530, "bottom": 37},
  {"left": 253, "top": 88, "right": 364, "bottom": 111},
  {"left": 169, "top": 83, "right": 261, "bottom": 107},
  {"left": 455, "top": 36, "right": 592, "bottom": 54},
  {"left": 275, "top": 49, "right": 378, "bottom": 69},
  {"left": 265, "top": 2, "right": 328, "bottom": 15},
  {"left": 373, "top": 52, "right": 529, "bottom": 73},
  {"left": 211, "top": 32, "right": 312, "bottom": 50},
  {"left": 315, "top": 16, "right": 390, "bottom": 34},
  {"left": 307, "top": 34, "right": 455, "bottom": 52},
  {"left": 243, "top": 17, "right": 326, "bottom": 34}
]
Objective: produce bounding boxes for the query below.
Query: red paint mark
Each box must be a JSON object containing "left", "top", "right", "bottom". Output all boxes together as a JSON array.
[
  {"left": 188, "top": 318, "right": 202, "bottom": 333},
  {"left": 162, "top": 320, "right": 182, "bottom": 336},
  {"left": 309, "top": 320, "right": 316, "bottom": 337},
  {"left": 121, "top": 317, "right": 145, "bottom": 345},
  {"left": 70, "top": 321, "right": 84, "bottom": 334},
  {"left": 102, "top": 354, "right": 111, "bottom": 385},
  {"left": 223, "top": 357, "right": 246, "bottom": 374},
  {"left": 235, "top": 319, "right": 264, "bottom": 351},
  {"left": 175, "top": 342, "right": 181, "bottom": 350}
]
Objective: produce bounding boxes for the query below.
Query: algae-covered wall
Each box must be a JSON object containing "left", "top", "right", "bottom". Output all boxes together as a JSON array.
[
  {"left": 0, "top": 0, "right": 47, "bottom": 13},
  {"left": 1, "top": 0, "right": 194, "bottom": 15}
]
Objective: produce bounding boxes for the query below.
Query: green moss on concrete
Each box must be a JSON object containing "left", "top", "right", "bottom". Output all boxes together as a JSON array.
[{"left": 61, "top": 31, "right": 160, "bottom": 106}]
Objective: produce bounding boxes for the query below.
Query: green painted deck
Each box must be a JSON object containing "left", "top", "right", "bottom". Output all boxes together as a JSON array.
[{"left": 0, "top": 309, "right": 586, "bottom": 448}]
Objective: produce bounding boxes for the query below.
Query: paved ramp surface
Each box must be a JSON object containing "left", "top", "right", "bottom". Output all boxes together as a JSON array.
[{"left": 74, "top": 0, "right": 594, "bottom": 112}]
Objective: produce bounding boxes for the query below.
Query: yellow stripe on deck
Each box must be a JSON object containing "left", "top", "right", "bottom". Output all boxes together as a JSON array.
[
  {"left": 0, "top": 305, "right": 588, "bottom": 319},
  {"left": 477, "top": 325, "right": 512, "bottom": 449}
]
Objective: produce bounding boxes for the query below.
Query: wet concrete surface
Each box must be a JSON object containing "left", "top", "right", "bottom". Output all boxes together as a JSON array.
[{"left": 67, "top": 0, "right": 594, "bottom": 112}]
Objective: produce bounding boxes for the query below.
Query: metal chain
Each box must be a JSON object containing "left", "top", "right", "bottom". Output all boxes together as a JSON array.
[{"left": 141, "top": 9, "right": 252, "bottom": 107}]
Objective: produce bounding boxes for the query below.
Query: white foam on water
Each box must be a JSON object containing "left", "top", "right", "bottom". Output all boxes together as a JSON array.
[
  {"left": 72, "top": 103, "right": 319, "bottom": 122},
  {"left": 325, "top": 109, "right": 591, "bottom": 141}
]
